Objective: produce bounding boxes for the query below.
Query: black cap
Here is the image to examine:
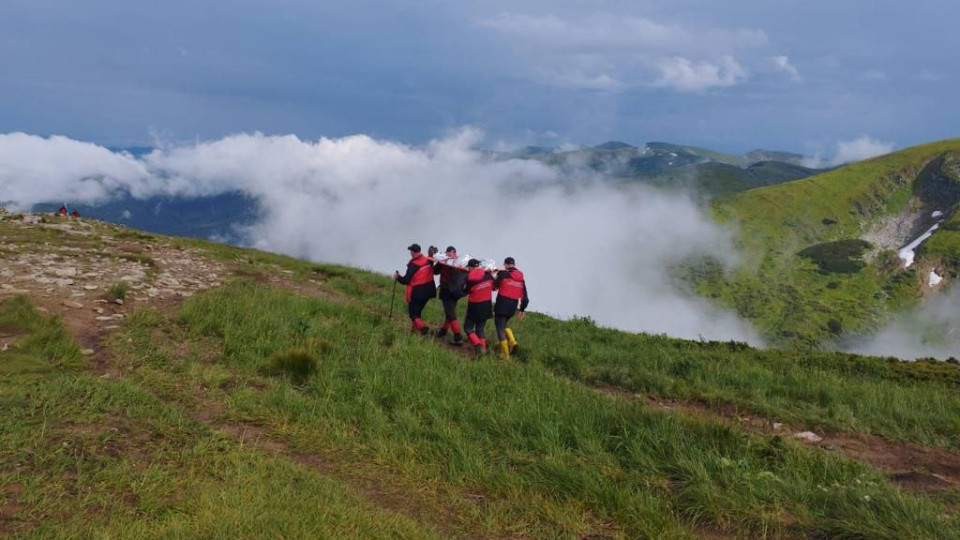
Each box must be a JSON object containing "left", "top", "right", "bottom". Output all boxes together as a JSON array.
[
  {"left": 445, "top": 245, "right": 457, "bottom": 253},
  {"left": 467, "top": 258, "right": 480, "bottom": 268},
  {"left": 504, "top": 257, "right": 515, "bottom": 265},
  {"left": 407, "top": 243, "right": 421, "bottom": 253}
]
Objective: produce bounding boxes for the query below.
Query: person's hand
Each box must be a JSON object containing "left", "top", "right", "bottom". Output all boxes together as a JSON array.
[
  {"left": 427, "top": 245, "right": 439, "bottom": 257},
  {"left": 517, "top": 311, "right": 525, "bottom": 321},
  {"left": 393, "top": 271, "right": 400, "bottom": 280}
]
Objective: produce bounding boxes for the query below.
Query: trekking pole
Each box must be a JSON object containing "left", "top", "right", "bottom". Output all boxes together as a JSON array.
[{"left": 388, "top": 279, "right": 398, "bottom": 320}]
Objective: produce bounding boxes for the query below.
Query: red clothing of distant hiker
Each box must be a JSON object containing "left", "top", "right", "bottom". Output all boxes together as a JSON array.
[
  {"left": 465, "top": 267, "right": 494, "bottom": 304},
  {"left": 400, "top": 253, "right": 435, "bottom": 302},
  {"left": 433, "top": 247, "right": 467, "bottom": 344},
  {"left": 394, "top": 245, "right": 436, "bottom": 334},
  {"left": 463, "top": 263, "right": 494, "bottom": 352}
]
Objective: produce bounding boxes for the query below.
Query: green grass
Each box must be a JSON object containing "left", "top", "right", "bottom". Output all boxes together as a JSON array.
[
  {"left": 109, "top": 281, "right": 130, "bottom": 300},
  {"left": 0, "top": 297, "right": 444, "bottom": 540},
  {"left": 517, "top": 314, "right": 960, "bottom": 449},
  {"left": 703, "top": 138, "right": 960, "bottom": 344},
  {"left": 101, "top": 281, "right": 960, "bottom": 539},
  {"left": 0, "top": 296, "right": 83, "bottom": 374}
]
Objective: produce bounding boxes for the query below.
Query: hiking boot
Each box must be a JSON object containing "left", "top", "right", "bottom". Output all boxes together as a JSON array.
[
  {"left": 452, "top": 333, "right": 464, "bottom": 346},
  {"left": 505, "top": 329, "right": 518, "bottom": 352},
  {"left": 499, "top": 340, "right": 510, "bottom": 358},
  {"left": 435, "top": 327, "right": 448, "bottom": 339}
]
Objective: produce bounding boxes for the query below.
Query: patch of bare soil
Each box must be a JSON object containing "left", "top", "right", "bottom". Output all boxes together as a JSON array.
[{"left": 0, "top": 484, "right": 26, "bottom": 536}]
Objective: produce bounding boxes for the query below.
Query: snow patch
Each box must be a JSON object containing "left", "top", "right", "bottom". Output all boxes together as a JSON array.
[
  {"left": 929, "top": 271, "right": 943, "bottom": 287},
  {"left": 898, "top": 221, "right": 942, "bottom": 267},
  {"left": 932, "top": 210, "right": 944, "bottom": 218}
]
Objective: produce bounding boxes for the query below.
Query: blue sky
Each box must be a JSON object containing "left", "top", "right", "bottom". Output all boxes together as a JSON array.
[{"left": 1, "top": 0, "right": 957, "bottom": 153}]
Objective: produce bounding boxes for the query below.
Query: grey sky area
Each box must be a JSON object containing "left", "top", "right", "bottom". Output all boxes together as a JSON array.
[{"left": 1, "top": 0, "right": 956, "bottom": 152}]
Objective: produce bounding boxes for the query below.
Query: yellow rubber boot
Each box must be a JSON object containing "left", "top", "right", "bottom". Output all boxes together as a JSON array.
[
  {"left": 505, "top": 328, "right": 517, "bottom": 352},
  {"left": 499, "top": 340, "right": 510, "bottom": 358}
]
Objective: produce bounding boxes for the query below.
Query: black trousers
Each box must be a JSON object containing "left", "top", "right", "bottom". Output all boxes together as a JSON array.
[
  {"left": 408, "top": 295, "right": 430, "bottom": 319},
  {"left": 495, "top": 314, "right": 513, "bottom": 341},
  {"left": 441, "top": 296, "right": 460, "bottom": 321},
  {"left": 463, "top": 316, "right": 488, "bottom": 339}
]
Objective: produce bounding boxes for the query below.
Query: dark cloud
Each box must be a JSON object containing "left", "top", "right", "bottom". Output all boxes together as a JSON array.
[{"left": 0, "top": 0, "right": 956, "bottom": 150}]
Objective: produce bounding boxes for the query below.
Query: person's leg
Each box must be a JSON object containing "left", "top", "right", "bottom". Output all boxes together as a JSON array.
[
  {"left": 437, "top": 297, "right": 455, "bottom": 337},
  {"left": 475, "top": 317, "right": 489, "bottom": 352},
  {"left": 409, "top": 297, "right": 429, "bottom": 334},
  {"left": 447, "top": 298, "right": 463, "bottom": 343},
  {"left": 464, "top": 317, "right": 482, "bottom": 349},
  {"left": 494, "top": 315, "right": 510, "bottom": 357},
  {"left": 495, "top": 315, "right": 508, "bottom": 342}
]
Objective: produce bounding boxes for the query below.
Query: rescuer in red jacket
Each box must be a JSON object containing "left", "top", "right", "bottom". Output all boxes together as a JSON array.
[
  {"left": 493, "top": 257, "right": 529, "bottom": 357},
  {"left": 433, "top": 245, "right": 468, "bottom": 345},
  {"left": 394, "top": 243, "right": 436, "bottom": 335},
  {"left": 462, "top": 258, "right": 494, "bottom": 355}
]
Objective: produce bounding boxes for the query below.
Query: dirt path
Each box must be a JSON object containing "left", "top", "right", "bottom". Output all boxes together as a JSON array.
[{"left": 595, "top": 385, "right": 960, "bottom": 494}]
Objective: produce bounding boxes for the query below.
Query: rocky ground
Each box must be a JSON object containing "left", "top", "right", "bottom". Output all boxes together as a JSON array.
[{"left": 0, "top": 212, "right": 224, "bottom": 357}]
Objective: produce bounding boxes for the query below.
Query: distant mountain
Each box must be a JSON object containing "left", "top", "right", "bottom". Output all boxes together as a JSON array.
[
  {"left": 743, "top": 149, "right": 807, "bottom": 166},
  {"left": 509, "top": 140, "right": 822, "bottom": 197},
  {"left": 696, "top": 138, "right": 960, "bottom": 345},
  {"left": 511, "top": 146, "right": 559, "bottom": 156},
  {"left": 593, "top": 141, "right": 635, "bottom": 150}
]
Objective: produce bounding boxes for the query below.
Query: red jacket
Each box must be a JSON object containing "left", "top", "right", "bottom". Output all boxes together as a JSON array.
[
  {"left": 464, "top": 268, "right": 494, "bottom": 303},
  {"left": 397, "top": 253, "right": 435, "bottom": 302}
]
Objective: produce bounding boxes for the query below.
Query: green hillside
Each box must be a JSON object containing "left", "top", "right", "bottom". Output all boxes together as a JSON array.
[
  {"left": 2, "top": 212, "right": 960, "bottom": 539},
  {"left": 699, "top": 138, "right": 960, "bottom": 345}
]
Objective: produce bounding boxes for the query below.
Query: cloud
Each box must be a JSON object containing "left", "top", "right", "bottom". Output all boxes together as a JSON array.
[
  {"left": 655, "top": 56, "right": 747, "bottom": 92},
  {"left": 477, "top": 13, "right": 768, "bottom": 54},
  {"left": 478, "top": 12, "right": 766, "bottom": 91},
  {"left": 771, "top": 55, "right": 801, "bottom": 81},
  {"left": 0, "top": 133, "right": 150, "bottom": 208},
  {"left": 0, "top": 130, "right": 760, "bottom": 344},
  {"left": 802, "top": 135, "right": 895, "bottom": 167},
  {"left": 844, "top": 286, "right": 960, "bottom": 361}
]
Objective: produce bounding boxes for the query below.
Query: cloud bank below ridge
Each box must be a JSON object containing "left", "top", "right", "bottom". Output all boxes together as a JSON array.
[{"left": 0, "top": 130, "right": 761, "bottom": 344}]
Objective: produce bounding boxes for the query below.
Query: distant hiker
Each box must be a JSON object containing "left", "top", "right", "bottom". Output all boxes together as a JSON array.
[
  {"left": 493, "top": 257, "right": 529, "bottom": 357},
  {"left": 58, "top": 205, "right": 68, "bottom": 217},
  {"left": 462, "top": 258, "right": 494, "bottom": 355},
  {"left": 70, "top": 208, "right": 80, "bottom": 219},
  {"left": 394, "top": 243, "right": 436, "bottom": 335},
  {"left": 433, "top": 245, "right": 468, "bottom": 345}
]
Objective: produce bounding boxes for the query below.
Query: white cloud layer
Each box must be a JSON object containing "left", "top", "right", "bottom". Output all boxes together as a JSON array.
[
  {"left": 845, "top": 286, "right": 960, "bottom": 361},
  {"left": 803, "top": 136, "right": 895, "bottom": 168},
  {"left": 478, "top": 12, "right": 768, "bottom": 91},
  {"left": 0, "top": 130, "right": 761, "bottom": 344},
  {"left": 655, "top": 56, "right": 748, "bottom": 92}
]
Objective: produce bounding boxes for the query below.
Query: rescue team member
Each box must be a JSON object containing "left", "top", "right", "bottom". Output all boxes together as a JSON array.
[
  {"left": 462, "top": 259, "right": 494, "bottom": 354},
  {"left": 493, "top": 257, "right": 529, "bottom": 357},
  {"left": 433, "top": 245, "right": 468, "bottom": 345},
  {"left": 394, "top": 243, "right": 436, "bottom": 335}
]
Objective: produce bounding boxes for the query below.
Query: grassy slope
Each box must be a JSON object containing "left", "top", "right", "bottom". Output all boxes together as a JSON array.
[
  {"left": 3, "top": 218, "right": 960, "bottom": 538},
  {"left": 704, "top": 138, "right": 960, "bottom": 344}
]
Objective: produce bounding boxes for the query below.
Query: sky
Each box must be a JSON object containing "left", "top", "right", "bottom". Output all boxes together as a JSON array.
[{"left": 1, "top": 0, "right": 957, "bottom": 153}]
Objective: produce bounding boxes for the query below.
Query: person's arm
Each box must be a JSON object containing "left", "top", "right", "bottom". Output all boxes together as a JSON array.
[
  {"left": 396, "top": 262, "right": 417, "bottom": 284},
  {"left": 493, "top": 270, "right": 507, "bottom": 290},
  {"left": 519, "top": 281, "right": 530, "bottom": 312},
  {"left": 462, "top": 274, "right": 477, "bottom": 295}
]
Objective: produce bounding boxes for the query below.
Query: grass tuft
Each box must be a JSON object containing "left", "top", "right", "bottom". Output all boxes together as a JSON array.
[
  {"left": 109, "top": 281, "right": 130, "bottom": 300},
  {"left": 263, "top": 348, "right": 320, "bottom": 383}
]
